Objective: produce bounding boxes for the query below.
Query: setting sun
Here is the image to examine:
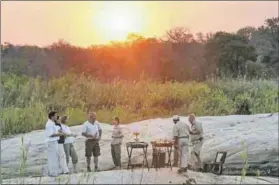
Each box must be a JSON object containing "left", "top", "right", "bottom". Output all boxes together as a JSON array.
[{"left": 94, "top": 2, "right": 144, "bottom": 42}]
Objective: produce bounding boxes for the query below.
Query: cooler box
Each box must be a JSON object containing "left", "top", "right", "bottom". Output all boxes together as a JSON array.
[{"left": 152, "top": 150, "right": 166, "bottom": 168}]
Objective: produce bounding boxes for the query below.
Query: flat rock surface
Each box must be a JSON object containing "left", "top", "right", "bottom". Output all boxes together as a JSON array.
[
  {"left": 1, "top": 113, "right": 278, "bottom": 179},
  {"left": 2, "top": 168, "right": 279, "bottom": 184}
]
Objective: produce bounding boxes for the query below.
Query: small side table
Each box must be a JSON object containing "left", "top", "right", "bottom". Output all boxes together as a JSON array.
[{"left": 126, "top": 142, "right": 150, "bottom": 171}]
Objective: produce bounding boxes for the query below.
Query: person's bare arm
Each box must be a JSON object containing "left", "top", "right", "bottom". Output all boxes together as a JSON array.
[
  {"left": 190, "top": 130, "right": 200, "bottom": 135},
  {"left": 112, "top": 128, "right": 124, "bottom": 138},
  {"left": 190, "top": 123, "right": 202, "bottom": 135},
  {"left": 172, "top": 126, "right": 176, "bottom": 140},
  {"left": 191, "top": 131, "right": 200, "bottom": 135},
  {"left": 64, "top": 133, "right": 74, "bottom": 137},
  {"left": 119, "top": 129, "right": 124, "bottom": 138},
  {"left": 50, "top": 132, "right": 63, "bottom": 137},
  {"left": 98, "top": 129, "right": 102, "bottom": 139},
  {"left": 82, "top": 132, "right": 93, "bottom": 138},
  {"left": 174, "top": 136, "right": 179, "bottom": 148},
  {"left": 173, "top": 126, "right": 179, "bottom": 148},
  {"left": 61, "top": 126, "right": 73, "bottom": 137},
  {"left": 46, "top": 125, "right": 63, "bottom": 137},
  {"left": 97, "top": 124, "right": 102, "bottom": 140}
]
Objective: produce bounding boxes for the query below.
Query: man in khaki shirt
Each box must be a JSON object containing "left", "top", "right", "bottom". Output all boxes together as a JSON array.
[
  {"left": 173, "top": 115, "right": 191, "bottom": 173},
  {"left": 111, "top": 116, "right": 124, "bottom": 170},
  {"left": 189, "top": 114, "right": 204, "bottom": 171},
  {"left": 172, "top": 115, "right": 180, "bottom": 167}
]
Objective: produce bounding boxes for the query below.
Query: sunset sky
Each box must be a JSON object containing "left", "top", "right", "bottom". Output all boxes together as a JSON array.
[{"left": 1, "top": 1, "right": 278, "bottom": 47}]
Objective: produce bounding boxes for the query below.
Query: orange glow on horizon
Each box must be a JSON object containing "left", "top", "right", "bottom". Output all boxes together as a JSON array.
[{"left": 1, "top": 1, "right": 278, "bottom": 46}]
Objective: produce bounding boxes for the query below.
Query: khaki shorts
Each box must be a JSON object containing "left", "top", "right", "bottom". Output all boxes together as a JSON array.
[
  {"left": 191, "top": 139, "right": 203, "bottom": 155},
  {"left": 85, "top": 139, "right": 100, "bottom": 157}
]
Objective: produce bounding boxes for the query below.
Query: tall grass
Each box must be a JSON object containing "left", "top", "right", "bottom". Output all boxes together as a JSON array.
[
  {"left": 234, "top": 140, "right": 262, "bottom": 185},
  {"left": 1, "top": 73, "right": 278, "bottom": 136}
]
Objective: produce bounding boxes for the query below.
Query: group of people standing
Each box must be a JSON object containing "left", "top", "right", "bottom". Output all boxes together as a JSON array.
[
  {"left": 45, "top": 111, "right": 123, "bottom": 177},
  {"left": 81, "top": 112, "right": 124, "bottom": 172},
  {"left": 45, "top": 111, "right": 78, "bottom": 177},
  {"left": 45, "top": 110, "right": 202, "bottom": 177},
  {"left": 172, "top": 113, "right": 204, "bottom": 173}
]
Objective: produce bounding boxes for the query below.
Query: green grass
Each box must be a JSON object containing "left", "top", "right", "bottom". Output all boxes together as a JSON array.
[{"left": 1, "top": 73, "right": 278, "bottom": 136}]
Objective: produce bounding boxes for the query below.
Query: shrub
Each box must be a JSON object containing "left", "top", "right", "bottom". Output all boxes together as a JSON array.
[{"left": 1, "top": 73, "right": 277, "bottom": 136}]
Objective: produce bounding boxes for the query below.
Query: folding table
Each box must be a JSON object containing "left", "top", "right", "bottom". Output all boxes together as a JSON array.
[{"left": 126, "top": 142, "right": 150, "bottom": 171}]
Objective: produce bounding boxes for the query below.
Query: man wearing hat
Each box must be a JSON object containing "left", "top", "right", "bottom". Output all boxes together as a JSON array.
[
  {"left": 188, "top": 113, "right": 204, "bottom": 171},
  {"left": 172, "top": 115, "right": 180, "bottom": 167},
  {"left": 172, "top": 115, "right": 191, "bottom": 173}
]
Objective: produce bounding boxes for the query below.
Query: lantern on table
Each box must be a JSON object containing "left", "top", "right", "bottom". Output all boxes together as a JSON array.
[{"left": 131, "top": 125, "right": 140, "bottom": 142}]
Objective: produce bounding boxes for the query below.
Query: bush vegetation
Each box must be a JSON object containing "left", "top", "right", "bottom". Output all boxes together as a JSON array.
[{"left": 1, "top": 73, "right": 277, "bottom": 136}]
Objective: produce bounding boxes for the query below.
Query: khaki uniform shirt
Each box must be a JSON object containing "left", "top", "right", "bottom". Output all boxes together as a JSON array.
[
  {"left": 173, "top": 121, "right": 190, "bottom": 138},
  {"left": 111, "top": 125, "right": 124, "bottom": 145},
  {"left": 190, "top": 121, "right": 203, "bottom": 142}
]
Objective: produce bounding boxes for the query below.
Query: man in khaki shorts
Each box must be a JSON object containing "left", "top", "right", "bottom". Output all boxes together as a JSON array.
[
  {"left": 189, "top": 114, "right": 204, "bottom": 171},
  {"left": 173, "top": 115, "right": 191, "bottom": 173},
  {"left": 82, "top": 112, "right": 102, "bottom": 172}
]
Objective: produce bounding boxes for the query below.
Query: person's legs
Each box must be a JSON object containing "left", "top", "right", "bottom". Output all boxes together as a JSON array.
[
  {"left": 63, "top": 144, "right": 71, "bottom": 165},
  {"left": 85, "top": 140, "right": 93, "bottom": 172},
  {"left": 58, "top": 144, "right": 69, "bottom": 174},
  {"left": 47, "top": 141, "right": 59, "bottom": 177},
  {"left": 69, "top": 143, "right": 78, "bottom": 172},
  {"left": 173, "top": 147, "right": 179, "bottom": 167},
  {"left": 93, "top": 157, "right": 99, "bottom": 171},
  {"left": 188, "top": 146, "right": 195, "bottom": 169},
  {"left": 70, "top": 143, "right": 78, "bottom": 164},
  {"left": 178, "top": 138, "right": 189, "bottom": 173},
  {"left": 114, "top": 144, "right": 121, "bottom": 168},
  {"left": 194, "top": 152, "right": 202, "bottom": 169},
  {"left": 92, "top": 141, "right": 101, "bottom": 171},
  {"left": 177, "top": 145, "right": 181, "bottom": 166},
  {"left": 86, "top": 157, "right": 91, "bottom": 172},
  {"left": 192, "top": 141, "right": 203, "bottom": 169},
  {"left": 111, "top": 144, "right": 117, "bottom": 167}
]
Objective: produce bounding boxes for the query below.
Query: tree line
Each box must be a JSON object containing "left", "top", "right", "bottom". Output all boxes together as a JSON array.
[{"left": 1, "top": 17, "right": 278, "bottom": 82}]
